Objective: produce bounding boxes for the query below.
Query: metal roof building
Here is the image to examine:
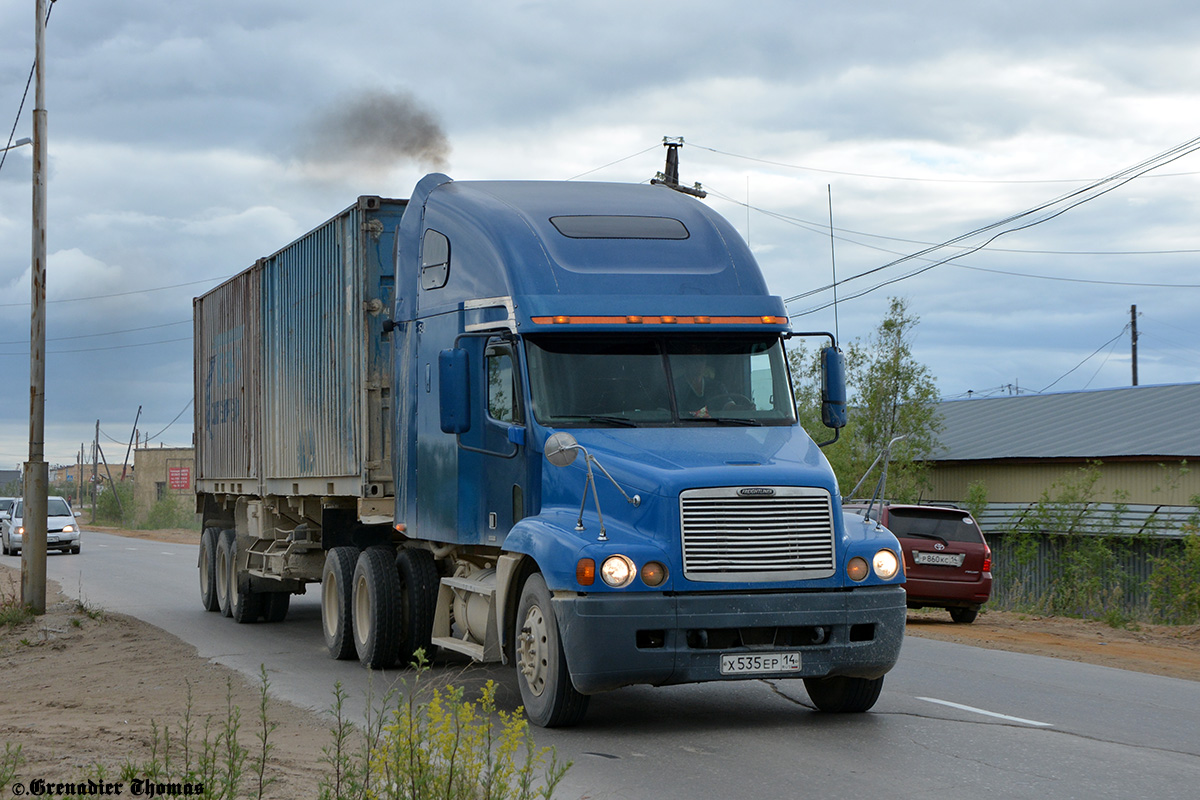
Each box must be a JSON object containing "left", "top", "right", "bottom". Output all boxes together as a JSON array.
[{"left": 924, "top": 383, "right": 1200, "bottom": 509}]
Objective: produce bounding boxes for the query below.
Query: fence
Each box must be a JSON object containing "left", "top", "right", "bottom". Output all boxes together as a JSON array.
[{"left": 974, "top": 502, "right": 1198, "bottom": 620}]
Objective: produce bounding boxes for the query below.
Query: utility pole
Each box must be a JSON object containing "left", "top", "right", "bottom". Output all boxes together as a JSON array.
[
  {"left": 1130, "top": 304, "right": 1139, "bottom": 387},
  {"left": 23, "top": 0, "right": 49, "bottom": 614}
]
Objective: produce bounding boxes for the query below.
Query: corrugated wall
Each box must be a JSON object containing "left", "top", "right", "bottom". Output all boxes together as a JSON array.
[
  {"left": 260, "top": 210, "right": 363, "bottom": 484},
  {"left": 194, "top": 267, "right": 262, "bottom": 485},
  {"left": 926, "top": 460, "right": 1199, "bottom": 506}
]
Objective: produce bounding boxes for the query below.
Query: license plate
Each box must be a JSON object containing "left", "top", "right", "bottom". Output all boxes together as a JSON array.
[
  {"left": 914, "top": 551, "right": 964, "bottom": 567},
  {"left": 720, "top": 652, "right": 801, "bottom": 675}
]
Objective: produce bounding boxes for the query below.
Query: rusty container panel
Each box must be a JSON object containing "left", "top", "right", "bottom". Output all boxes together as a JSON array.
[
  {"left": 194, "top": 197, "right": 403, "bottom": 500},
  {"left": 194, "top": 265, "right": 263, "bottom": 488}
]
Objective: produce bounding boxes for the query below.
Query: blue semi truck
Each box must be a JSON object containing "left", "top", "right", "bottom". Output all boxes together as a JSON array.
[{"left": 193, "top": 173, "right": 906, "bottom": 727}]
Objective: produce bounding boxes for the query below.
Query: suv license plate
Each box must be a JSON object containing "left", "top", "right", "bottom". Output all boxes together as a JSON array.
[
  {"left": 914, "top": 551, "right": 965, "bottom": 567},
  {"left": 720, "top": 652, "right": 801, "bottom": 675}
]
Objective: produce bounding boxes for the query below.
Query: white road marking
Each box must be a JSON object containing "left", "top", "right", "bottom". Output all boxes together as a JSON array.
[{"left": 918, "top": 696, "right": 1053, "bottom": 727}]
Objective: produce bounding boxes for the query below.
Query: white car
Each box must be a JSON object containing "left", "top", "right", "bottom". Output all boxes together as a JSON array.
[{"left": 1, "top": 496, "right": 82, "bottom": 555}]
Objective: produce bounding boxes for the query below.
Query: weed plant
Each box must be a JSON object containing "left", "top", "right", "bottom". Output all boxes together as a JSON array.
[{"left": 2, "top": 657, "right": 569, "bottom": 799}]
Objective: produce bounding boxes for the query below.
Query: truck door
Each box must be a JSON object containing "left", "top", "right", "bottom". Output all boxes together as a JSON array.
[{"left": 451, "top": 338, "right": 525, "bottom": 544}]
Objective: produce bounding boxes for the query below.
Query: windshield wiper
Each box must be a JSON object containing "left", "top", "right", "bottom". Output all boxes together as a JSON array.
[{"left": 575, "top": 415, "right": 638, "bottom": 428}]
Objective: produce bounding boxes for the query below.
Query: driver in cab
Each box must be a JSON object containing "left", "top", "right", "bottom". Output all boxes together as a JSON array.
[{"left": 675, "top": 350, "right": 726, "bottom": 418}]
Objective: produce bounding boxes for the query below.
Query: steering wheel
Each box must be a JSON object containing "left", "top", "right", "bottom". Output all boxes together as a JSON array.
[{"left": 708, "top": 393, "right": 755, "bottom": 411}]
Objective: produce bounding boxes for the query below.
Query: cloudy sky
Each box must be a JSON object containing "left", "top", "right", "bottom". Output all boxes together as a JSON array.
[{"left": 2, "top": 0, "right": 1199, "bottom": 469}]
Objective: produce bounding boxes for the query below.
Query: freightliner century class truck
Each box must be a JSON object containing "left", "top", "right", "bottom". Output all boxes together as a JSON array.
[{"left": 193, "top": 172, "right": 906, "bottom": 727}]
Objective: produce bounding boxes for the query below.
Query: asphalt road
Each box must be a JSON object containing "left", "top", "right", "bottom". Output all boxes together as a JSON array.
[{"left": 35, "top": 531, "right": 1200, "bottom": 800}]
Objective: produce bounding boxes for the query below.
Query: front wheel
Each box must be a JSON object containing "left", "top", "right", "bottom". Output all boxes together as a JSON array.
[
  {"left": 514, "top": 573, "right": 589, "bottom": 728},
  {"left": 803, "top": 675, "right": 884, "bottom": 713}
]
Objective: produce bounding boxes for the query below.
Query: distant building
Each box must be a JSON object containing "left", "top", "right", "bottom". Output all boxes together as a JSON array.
[
  {"left": 924, "top": 383, "right": 1200, "bottom": 534},
  {"left": 132, "top": 446, "right": 195, "bottom": 512},
  {"left": 0, "top": 468, "right": 19, "bottom": 491}
]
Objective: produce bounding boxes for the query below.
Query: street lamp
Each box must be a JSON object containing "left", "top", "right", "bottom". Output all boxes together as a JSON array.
[{"left": 2, "top": 137, "right": 32, "bottom": 152}]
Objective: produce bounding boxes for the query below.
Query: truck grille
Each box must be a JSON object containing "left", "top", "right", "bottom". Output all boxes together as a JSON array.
[{"left": 680, "top": 487, "right": 836, "bottom": 582}]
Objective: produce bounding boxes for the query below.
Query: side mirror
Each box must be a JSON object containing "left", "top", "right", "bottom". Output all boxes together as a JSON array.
[
  {"left": 438, "top": 348, "right": 471, "bottom": 434},
  {"left": 820, "top": 345, "right": 847, "bottom": 429},
  {"left": 544, "top": 432, "right": 579, "bottom": 467}
]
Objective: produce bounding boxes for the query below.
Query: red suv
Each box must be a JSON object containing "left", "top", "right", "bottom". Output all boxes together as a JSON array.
[{"left": 846, "top": 503, "right": 992, "bottom": 623}]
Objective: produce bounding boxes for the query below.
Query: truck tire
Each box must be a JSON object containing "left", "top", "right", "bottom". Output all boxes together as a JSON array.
[
  {"left": 230, "top": 559, "right": 264, "bottom": 624},
  {"left": 216, "top": 529, "right": 236, "bottom": 618},
  {"left": 514, "top": 573, "right": 589, "bottom": 728},
  {"left": 803, "top": 675, "right": 884, "bottom": 713},
  {"left": 199, "top": 527, "right": 220, "bottom": 612},
  {"left": 395, "top": 548, "right": 439, "bottom": 667},
  {"left": 263, "top": 592, "right": 290, "bottom": 623},
  {"left": 322, "top": 546, "right": 359, "bottom": 660},
  {"left": 352, "top": 546, "right": 401, "bottom": 669}
]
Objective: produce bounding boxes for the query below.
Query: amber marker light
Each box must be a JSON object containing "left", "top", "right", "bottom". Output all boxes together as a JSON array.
[
  {"left": 660, "top": 315, "right": 677, "bottom": 324},
  {"left": 694, "top": 315, "right": 710, "bottom": 324},
  {"left": 641, "top": 561, "right": 667, "bottom": 587},
  {"left": 846, "top": 556, "right": 869, "bottom": 582},
  {"left": 577, "top": 558, "right": 596, "bottom": 586},
  {"left": 626, "top": 315, "right": 643, "bottom": 324},
  {"left": 553, "top": 315, "right": 570, "bottom": 324}
]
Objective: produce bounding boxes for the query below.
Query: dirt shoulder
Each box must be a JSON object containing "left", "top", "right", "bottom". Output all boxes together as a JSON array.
[{"left": 1, "top": 526, "right": 1197, "bottom": 795}]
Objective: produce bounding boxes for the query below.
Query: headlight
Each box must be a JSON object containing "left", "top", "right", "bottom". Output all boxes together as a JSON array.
[
  {"left": 873, "top": 549, "right": 900, "bottom": 580},
  {"left": 600, "top": 555, "right": 636, "bottom": 588},
  {"left": 63, "top": 525, "right": 74, "bottom": 533}
]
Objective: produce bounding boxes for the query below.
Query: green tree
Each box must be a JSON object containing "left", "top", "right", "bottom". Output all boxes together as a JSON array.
[{"left": 791, "top": 297, "right": 942, "bottom": 501}]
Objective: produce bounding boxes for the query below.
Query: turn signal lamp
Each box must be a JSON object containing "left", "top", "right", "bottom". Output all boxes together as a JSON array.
[
  {"left": 641, "top": 561, "right": 667, "bottom": 587},
  {"left": 847, "top": 556, "right": 869, "bottom": 582},
  {"left": 576, "top": 558, "right": 596, "bottom": 586},
  {"left": 982, "top": 545, "right": 992, "bottom": 574}
]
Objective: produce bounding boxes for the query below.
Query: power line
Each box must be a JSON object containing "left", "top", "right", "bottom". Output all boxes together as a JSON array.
[
  {"left": 708, "top": 188, "right": 1200, "bottom": 258},
  {"left": 566, "top": 145, "right": 661, "bottom": 181},
  {"left": 0, "top": 335, "right": 191, "bottom": 357},
  {"left": 1040, "top": 326, "right": 1131, "bottom": 393},
  {"left": 0, "top": 275, "right": 230, "bottom": 308},
  {"left": 0, "top": 0, "right": 54, "bottom": 176},
  {"left": 691, "top": 141, "right": 1200, "bottom": 185},
  {"left": 0, "top": 318, "right": 190, "bottom": 347},
  {"left": 784, "top": 133, "right": 1200, "bottom": 315},
  {"left": 706, "top": 185, "right": 1200, "bottom": 290}
]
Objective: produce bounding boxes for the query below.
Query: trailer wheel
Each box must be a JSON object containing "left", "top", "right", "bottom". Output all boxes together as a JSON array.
[
  {"left": 199, "top": 527, "right": 220, "bottom": 612},
  {"left": 216, "top": 529, "right": 236, "bottom": 618},
  {"left": 396, "top": 548, "right": 439, "bottom": 667},
  {"left": 322, "top": 546, "right": 359, "bottom": 660},
  {"left": 515, "top": 573, "right": 589, "bottom": 728},
  {"left": 353, "top": 546, "right": 401, "bottom": 669},
  {"left": 803, "top": 675, "right": 884, "bottom": 713},
  {"left": 263, "top": 592, "right": 290, "bottom": 623},
  {"left": 230, "top": 558, "right": 264, "bottom": 624}
]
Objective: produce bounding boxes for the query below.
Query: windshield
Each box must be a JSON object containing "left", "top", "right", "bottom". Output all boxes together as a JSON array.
[
  {"left": 13, "top": 497, "right": 72, "bottom": 517},
  {"left": 524, "top": 334, "right": 797, "bottom": 427}
]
